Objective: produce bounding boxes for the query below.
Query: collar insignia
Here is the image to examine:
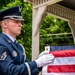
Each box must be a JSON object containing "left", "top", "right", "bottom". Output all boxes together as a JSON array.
[{"left": 8, "top": 40, "right": 11, "bottom": 43}]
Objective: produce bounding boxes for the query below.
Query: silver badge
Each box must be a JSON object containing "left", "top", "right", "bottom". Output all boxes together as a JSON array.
[{"left": 13, "top": 51, "right": 17, "bottom": 57}]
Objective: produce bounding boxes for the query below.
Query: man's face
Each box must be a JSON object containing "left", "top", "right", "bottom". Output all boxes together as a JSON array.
[{"left": 2, "top": 19, "right": 22, "bottom": 38}]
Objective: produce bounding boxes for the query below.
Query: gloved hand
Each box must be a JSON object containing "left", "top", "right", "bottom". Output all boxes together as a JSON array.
[
  {"left": 35, "top": 53, "right": 54, "bottom": 67},
  {"left": 38, "top": 51, "right": 49, "bottom": 57}
]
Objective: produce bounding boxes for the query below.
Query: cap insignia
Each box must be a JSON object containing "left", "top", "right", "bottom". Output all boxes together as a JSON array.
[{"left": 19, "top": 6, "right": 22, "bottom": 12}]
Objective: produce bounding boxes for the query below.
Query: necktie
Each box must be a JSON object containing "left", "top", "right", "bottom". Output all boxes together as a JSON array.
[{"left": 14, "top": 40, "right": 19, "bottom": 48}]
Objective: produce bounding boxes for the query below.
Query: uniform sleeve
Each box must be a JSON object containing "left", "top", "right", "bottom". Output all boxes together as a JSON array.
[{"left": 0, "top": 45, "right": 39, "bottom": 75}]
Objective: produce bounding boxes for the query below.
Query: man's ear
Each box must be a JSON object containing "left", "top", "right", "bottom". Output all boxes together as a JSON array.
[{"left": 2, "top": 20, "right": 8, "bottom": 28}]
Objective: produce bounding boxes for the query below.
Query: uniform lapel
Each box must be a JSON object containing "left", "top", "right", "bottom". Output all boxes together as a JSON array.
[{"left": 0, "top": 33, "right": 19, "bottom": 51}]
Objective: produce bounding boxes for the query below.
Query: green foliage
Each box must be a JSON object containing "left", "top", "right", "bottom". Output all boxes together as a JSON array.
[
  {"left": 40, "top": 15, "right": 74, "bottom": 52},
  {"left": 18, "top": 3, "right": 32, "bottom": 60},
  {"left": 0, "top": 0, "right": 14, "bottom": 8}
]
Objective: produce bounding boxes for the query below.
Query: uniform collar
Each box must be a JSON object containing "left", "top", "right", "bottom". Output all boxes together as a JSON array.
[{"left": 2, "top": 32, "right": 16, "bottom": 42}]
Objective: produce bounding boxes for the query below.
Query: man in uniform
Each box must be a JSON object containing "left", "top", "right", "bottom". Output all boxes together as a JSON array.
[{"left": 0, "top": 6, "right": 54, "bottom": 75}]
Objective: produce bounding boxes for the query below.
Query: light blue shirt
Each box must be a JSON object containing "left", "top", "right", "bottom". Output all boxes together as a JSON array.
[{"left": 2, "top": 32, "right": 16, "bottom": 42}]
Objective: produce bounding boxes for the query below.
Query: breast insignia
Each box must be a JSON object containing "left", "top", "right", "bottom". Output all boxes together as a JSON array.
[{"left": 13, "top": 51, "right": 17, "bottom": 57}]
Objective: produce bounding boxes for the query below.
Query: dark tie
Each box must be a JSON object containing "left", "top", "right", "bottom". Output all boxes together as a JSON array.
[{"left": 14, "top": 40, "right": 19, "bottom": 48}]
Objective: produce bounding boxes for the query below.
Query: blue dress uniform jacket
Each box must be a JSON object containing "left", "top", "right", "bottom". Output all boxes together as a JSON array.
[{"left": 0, "top": 33, "right": 39, "bottom": 75}]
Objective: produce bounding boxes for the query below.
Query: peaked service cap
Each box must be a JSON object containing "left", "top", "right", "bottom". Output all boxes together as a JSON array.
[{"left": 0, "top": 6, "right": 24, "bottom": 21}]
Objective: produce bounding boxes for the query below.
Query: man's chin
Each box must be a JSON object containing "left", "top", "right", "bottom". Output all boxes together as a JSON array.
[{"left": 16, "top": 32, "right": 21, "bottom": 36}]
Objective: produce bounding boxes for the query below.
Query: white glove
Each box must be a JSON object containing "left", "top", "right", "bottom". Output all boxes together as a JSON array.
[
  {"left": 35, "top": 54, "right": 54, "bottom": 67},
  {"left": 38, "top": 51, "right": 49, "bottom": 57}
]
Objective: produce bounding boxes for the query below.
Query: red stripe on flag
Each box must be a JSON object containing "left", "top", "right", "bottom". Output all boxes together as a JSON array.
[
  {"left": 47, "top": 65, "right": 75, "bottom": 73},
  {"left": 49, "top": 49, "right": 75, "bottom": 57}
]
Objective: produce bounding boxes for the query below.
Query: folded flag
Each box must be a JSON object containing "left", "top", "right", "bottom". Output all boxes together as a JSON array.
[{"left": 42, "top": 45, "right": 75, "bottom": 75}]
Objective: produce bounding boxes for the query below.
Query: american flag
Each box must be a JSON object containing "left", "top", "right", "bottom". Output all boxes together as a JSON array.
[{"left": 42, "top": 46, "right": 75, "bottom": 75}]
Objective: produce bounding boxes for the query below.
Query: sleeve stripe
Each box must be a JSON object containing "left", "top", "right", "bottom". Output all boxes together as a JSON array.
[{"left": 25, "top": 62, "right": 31, "bottom": 75}]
